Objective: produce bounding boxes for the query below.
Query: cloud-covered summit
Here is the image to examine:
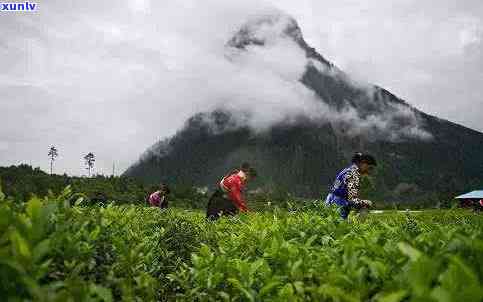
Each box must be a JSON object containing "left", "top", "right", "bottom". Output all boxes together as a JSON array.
[
  {"left": 0, "top": 0, "right": 481, "bottom": 175},
  {"left": 191, "top": 12, "right": 433, "bottom": 142}
]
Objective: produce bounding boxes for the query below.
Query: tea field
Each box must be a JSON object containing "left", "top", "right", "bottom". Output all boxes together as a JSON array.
[{"left": 1, "top": 187, "right": 482, "bottom": 302}]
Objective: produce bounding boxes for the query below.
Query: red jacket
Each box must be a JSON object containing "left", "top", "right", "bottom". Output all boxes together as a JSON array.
[{"left": 220, "top": 171, "right": 249, "bottom": 212}]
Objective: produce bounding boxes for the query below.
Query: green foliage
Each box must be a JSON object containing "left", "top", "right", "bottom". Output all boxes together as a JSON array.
[
  {"left": 0, "top": 187, "right": 113, "bottom": 301},
  {"left": 0, "top": 164, "right": 211, "bottom": 208},
  {"left": 170, "top": 207, "right": 482, "bottom": 301},
  {"left": 1, "top": 186, "right": 482, "bottom": 301}
]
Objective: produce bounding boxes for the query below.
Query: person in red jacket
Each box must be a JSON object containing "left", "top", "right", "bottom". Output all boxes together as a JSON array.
[{"left": 206, "top": 163, "right": 257, "bottom": 220}]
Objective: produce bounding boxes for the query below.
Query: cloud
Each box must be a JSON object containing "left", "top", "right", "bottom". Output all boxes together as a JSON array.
[
  {"left": 128, "top": 0, "right": 151, "bottom": 13},
  {"left": 0, "top": 0, "right": 480, "bottom": 175},
  {"left": 0, "top": 141, "right": 8, "bottom": 152},
  {"left": 0, "top": 0, "right": 301, "bottom": 174},
  {"left": 166, "top": 12, "right": 431, "bottom": 142},
  {"left": 332, "top": 103, "right": 432, "bottom": 142},
  {"left": 269, "top": 0, "right": 483, "bottom": 133}
]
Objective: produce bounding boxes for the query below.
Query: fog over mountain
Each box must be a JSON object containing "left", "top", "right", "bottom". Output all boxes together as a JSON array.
[
  {"left": 125, "top": 12, "right": 483, "bottom": 201},
  {"left": 0, "top": 0, "right": 482, "bottom": 176}
]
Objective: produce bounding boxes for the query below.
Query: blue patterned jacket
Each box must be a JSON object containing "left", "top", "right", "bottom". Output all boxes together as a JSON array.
[{"left": 325, "top": 164, "right": 360, "bottom": 207}]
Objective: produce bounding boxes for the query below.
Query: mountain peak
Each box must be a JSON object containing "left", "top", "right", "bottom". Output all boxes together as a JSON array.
[
  {"left": 125, "top": 14, "right": 483, "bottom": 201},
  {"left": 227, "top": 12, "right": 332, "bottom": 68},
  {"left": 227, "top": 13, "right": 303, "bottom": 49}
]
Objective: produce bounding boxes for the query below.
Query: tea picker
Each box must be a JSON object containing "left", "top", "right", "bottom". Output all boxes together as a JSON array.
[{"left": 325, "top": 152, "right": 377, "bottom": 219}]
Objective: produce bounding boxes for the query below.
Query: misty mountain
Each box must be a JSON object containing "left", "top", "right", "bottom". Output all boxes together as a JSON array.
[{"left": 124, "top": 14, "right": 483, "bottom": 203}]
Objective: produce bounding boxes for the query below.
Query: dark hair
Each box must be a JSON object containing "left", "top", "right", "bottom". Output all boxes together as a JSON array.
[
  {"left": 160, "top": 183, "right": 170, "bottom": 194},
  {"left": 240, "top": 162, "right": 251, "bottom": 172},
  {"left": 352, "top": 152, "right": 377, "bottom": 166},
  {"left": 240, "top": 162, "right": 257, "bottom": 178}
]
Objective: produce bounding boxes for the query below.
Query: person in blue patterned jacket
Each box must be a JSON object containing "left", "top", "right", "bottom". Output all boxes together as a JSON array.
[{"left": 326, "top": 152, "right": 377, "bottom": 219}]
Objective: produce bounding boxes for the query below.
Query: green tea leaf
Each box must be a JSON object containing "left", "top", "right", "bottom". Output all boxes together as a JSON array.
[
  {"left": 89, "top": 284, "right": 113, "bottom": 302},
  {"left": 397, "top": 242, "right": 422, "bottom": 261},
  {"left": 376, "top": 290, "right": 407, "bottom": 302},
  {"left": 260, "top": 281, "right": 281, "bottom": 296},
  {"left": 10, "top": 230, "right": 31, "bottom": 260},
  {"left": 26, "top": 197, "right": 42, "bottom": 221}
]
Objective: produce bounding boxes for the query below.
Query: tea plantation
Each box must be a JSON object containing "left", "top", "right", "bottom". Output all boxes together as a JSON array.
[{"left": 1, "top": 187, "right": 482, "bottom": 301}]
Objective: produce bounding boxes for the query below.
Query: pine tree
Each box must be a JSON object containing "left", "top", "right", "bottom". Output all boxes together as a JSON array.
[
  {"left": 84, "top": 152, "right": 95, "bottom": 177},
  {"left": 48, "top": 146, "right": 58, "bottom": 175}
]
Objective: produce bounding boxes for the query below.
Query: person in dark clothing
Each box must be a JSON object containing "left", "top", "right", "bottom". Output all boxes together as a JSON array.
[
  {"left": 206, "top": 163, "right": 257, "bottom": 221},
  {"left": 474, "top": 199, "right": 483, "bottom": 213},
  {"left": 148, "top": 183, "right": 170, "bottom": 209},
  {"left": 325, "top": 152, "right": 377, "bottom": 219}
]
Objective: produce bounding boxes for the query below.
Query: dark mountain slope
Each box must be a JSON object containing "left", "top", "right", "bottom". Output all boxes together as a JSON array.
[{"left": 125, "top": 14, "right": 483, "bottom": 203}]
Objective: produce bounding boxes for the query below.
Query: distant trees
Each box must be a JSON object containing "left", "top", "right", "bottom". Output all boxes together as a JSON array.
[
  {"left": 0, "top": 164, "right": 151, "bottom": 204},
  {"left": 48, "top": 146, "right": 58, "bottom": 175},
  {"left": 84, "top": 153, "right": 95, "bottom": 177}
]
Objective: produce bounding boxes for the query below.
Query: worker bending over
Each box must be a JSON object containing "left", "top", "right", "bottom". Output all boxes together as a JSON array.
[
  {"left": 206, "top": 163, "right": 257, "bottom": 220},
  {"left": 326, "top": 152, "right": 377, "bottom": 219}
]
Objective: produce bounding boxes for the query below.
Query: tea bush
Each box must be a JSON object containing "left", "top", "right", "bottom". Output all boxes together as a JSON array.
[{"left": 1, "top": 186, "right": 482, "bottom": 301}]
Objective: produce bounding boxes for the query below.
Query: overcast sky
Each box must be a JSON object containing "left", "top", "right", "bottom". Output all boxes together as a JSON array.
[{"left": 0, "top": 0, "right": 482, "bottom": 176}]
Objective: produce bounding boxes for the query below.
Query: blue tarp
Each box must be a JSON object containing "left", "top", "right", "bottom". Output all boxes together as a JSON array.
[{"left": 455, "top": 190, "right": 483, "bottom": 199}]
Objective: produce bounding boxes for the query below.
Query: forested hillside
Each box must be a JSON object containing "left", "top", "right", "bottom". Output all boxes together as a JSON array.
[{"left": 125, "top": 15, "right": 483, "bottom": 204}]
